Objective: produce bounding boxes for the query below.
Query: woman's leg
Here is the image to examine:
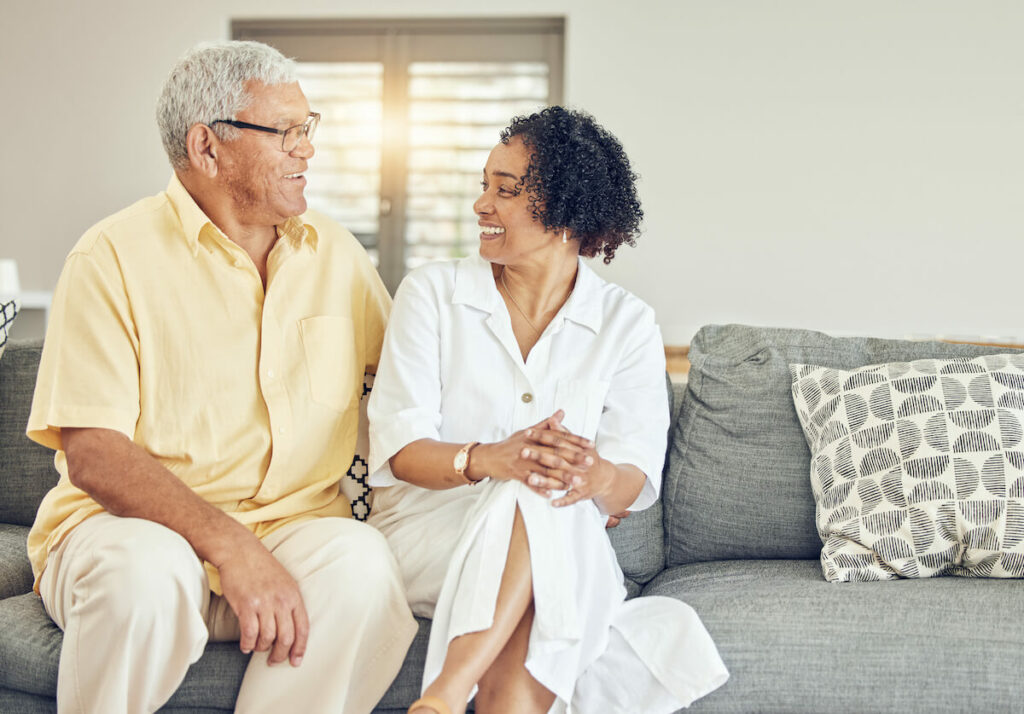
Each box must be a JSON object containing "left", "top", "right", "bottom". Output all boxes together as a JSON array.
[
  {"left": 410, "top": 506, "right": 537, "bottom": 714},
  {"left": 475, "top": 602, "right": 556, "bottom": 714}
]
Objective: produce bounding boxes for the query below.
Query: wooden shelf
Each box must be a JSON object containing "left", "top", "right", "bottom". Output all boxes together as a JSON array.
[{"left": 665, "top": 345, "right": 690, "bottom": 381}]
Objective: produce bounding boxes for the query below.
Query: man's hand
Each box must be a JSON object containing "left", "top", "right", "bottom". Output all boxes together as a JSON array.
[
  {"left": 61, "top": 428, "right": 310, "bottom": 668},
  {"left": 216, "top": 536, "right": 309, "bottom": 667}
]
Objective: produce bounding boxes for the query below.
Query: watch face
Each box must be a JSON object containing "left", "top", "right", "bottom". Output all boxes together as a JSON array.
[{"left": 454, "top": 450, "right": 468, "bottom": 472}]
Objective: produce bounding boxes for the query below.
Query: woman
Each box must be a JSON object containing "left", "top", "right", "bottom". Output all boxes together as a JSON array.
[{"left": 367, "top": 107, "right": 727, "bottom": 714}]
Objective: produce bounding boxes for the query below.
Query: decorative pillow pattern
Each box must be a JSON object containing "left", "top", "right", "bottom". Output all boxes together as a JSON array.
[
  {"left": 0, "top": 300, "right": 18, "bottom": 362},
  {"left": 791, "top": 354, "right": 1024, "bottom": 582},
  {"left": 340, "top": 373, "right": 374, "bottom": 520}
]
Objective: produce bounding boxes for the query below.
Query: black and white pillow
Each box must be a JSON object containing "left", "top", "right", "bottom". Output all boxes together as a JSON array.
[
  {"left": 0, "top": 299, "right": 18, "bottom": 362},
  {"left": 790, "top": 353, "right": 1024, "bottom": 582},
  {"left": 340, "top": 372, "right": 374, "bottom": 520}
]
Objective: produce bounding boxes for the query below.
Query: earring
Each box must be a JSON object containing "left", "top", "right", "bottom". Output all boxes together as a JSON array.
[{"left": 562, "top": 230, "right": 568, "bottom": 244}]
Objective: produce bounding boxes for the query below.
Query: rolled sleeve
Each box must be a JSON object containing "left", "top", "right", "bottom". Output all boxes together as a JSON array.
[
  {"left": 367, "top": 270, "right": 444, "bottom": 486},
  {"left": 594, "top": 311, "right": 670, "bottom": 512},
  {"left": 28, "top": 246, "right": 141, "bottom": 451}
]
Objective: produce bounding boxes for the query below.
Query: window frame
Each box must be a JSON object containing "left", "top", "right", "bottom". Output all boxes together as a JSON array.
[{"left": 233, "top": 17, "right": 565, "bottom": 292}]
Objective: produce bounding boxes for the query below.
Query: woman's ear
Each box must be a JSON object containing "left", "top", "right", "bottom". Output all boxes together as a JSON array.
[{"left": 185, "top": 123, "right": 220, "bottom": 177}]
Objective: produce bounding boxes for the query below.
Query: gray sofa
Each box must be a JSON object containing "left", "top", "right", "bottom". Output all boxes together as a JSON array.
[{"left": 2, "top": 324, "right": 1022, "bottom": 712}]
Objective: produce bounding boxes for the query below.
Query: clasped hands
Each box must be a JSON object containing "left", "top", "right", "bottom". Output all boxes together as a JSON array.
[{"left": 469, "top": 410, "right": 629, "bottom": 526}]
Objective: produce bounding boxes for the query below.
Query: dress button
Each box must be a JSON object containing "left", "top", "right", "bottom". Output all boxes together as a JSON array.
[
  {"left": 278, "top": 426, "right": 286, "bottom": 435},
  {"left": 267, "top": 369, "right": 276, "bottom": 379},
  {"left": 521, "top": 392, "right": 533, "bottom": 403}
]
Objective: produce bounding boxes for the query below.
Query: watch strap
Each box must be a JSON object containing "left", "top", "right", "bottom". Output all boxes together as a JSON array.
[{"left": 454, "top": 441, "right": 481, "bottom": 484}]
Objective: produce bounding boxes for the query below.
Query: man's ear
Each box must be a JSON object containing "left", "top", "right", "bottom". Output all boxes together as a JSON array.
[{"left": 185, "top": 123, "right": 220, "bottom": 177}]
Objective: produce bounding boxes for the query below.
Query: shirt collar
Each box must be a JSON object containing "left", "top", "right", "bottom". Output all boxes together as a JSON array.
[
  {"left": 559, "top": 258, "right": 604, "bottom": 334},
  {"left": 164, "top": 173, "right": 317, "bottom": 256},
  {"left": 452, "top": 252, "right": 604, "bottom": 334}
]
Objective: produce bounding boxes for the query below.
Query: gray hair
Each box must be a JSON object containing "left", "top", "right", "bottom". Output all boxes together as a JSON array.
[{"left": 156, "top": 40, "right": 298, "bottom": 170}]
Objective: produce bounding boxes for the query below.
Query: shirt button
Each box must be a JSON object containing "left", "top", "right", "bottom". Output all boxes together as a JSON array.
[
  {"left": 267, "top": 369, "right": 276, "bottom": 379},
  {"left": 278, "top": 426, "right": 286, "bottom": 435},
  {"left": 521, "top": 392, "right": 533, "bottom": 403}
]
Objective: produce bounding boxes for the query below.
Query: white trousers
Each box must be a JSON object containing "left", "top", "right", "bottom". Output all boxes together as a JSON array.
[{"left": 39, "top": 512, "right": 418, "bottom": 714}]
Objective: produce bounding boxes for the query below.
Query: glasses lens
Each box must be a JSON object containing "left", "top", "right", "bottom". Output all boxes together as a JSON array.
[
  {"left": 282, "top": 114, "right": 318, "bottom": 152},
  {"left": 282, "top": 125, "right": 300, "bottom": 152},
  {"left": 305, "top": 113, "right": 319, "bottom": 144}
]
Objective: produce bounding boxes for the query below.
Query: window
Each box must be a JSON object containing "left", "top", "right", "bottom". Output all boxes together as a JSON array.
[{"left": 234, "top": 18, "right": 564, "bottom": 292}]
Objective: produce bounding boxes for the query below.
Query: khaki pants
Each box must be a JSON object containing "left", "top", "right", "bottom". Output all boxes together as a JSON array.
[{"left": 39, "top": 513, "right": 418, "bottom": 714}]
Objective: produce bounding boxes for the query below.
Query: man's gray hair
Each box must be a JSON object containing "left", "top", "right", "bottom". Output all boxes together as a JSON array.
[{"left": 156, "top": 40, "right": 298, "bottom": 170}]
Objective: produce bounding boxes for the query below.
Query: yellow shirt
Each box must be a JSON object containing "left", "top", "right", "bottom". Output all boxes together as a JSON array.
[{"left": 27, "top": 175, "right": 391, "bottom": 593}]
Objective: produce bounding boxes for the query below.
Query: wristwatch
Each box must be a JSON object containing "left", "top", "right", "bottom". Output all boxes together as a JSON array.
[{"left": 454, "top": 441, "right": 481, "bottom": 485}]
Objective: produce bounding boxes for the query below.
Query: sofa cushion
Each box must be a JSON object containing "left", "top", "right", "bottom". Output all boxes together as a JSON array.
[
  {"left": 0, "top": 340, "right": 59, "bottom": 526},
  {"left": 0, "top": 689, "right": 55, "bottom": 714},
  {"left": 643, "top": 559, "right": 1024, "bottom": 712},
  {"left": 607, "top": 503, "right": 663, "bottom": 585},
  {"left": 0, "top": 524, "right": 32, "bottom": 599},
  {"left": 663, "top": 324, "right": 1024, "bottom": 566},
  {"left": 0, "top": 594, "right": 61, "bottom": 697},
  {"left": 792, "top": 353, "right": 1024, "bottom": 581}
]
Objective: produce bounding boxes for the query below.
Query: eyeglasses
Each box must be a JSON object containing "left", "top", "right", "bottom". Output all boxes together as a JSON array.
[{"left": 211, "top": 112, "right": 320, "bottom": 152}]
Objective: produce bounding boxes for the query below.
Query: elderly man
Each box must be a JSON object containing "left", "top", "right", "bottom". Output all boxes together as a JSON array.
[{"left": 25, "top": 41, "right": 416, "bottom": 713}]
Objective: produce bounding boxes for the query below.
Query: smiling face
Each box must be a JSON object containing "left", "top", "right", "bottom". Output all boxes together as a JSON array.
[
  {"left": 473, "top": 138, "right": 558, "bottom": 266},
  {"left": 216, "top": 80, "right": 314, "bottom": 228}
]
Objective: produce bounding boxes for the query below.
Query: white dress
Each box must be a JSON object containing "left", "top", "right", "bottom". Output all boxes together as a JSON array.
[{"left": 367, "top": 254, "right": 728, "bottom": 713}]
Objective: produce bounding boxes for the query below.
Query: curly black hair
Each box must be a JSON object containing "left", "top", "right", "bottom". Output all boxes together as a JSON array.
[{"left": 499, "top": 106, "right": 643, "bottom": 264}]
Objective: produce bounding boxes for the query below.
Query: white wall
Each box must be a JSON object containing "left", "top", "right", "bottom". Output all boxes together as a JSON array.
[{"left": 2, "top": 0, "right": 1021, "bottom": 344}]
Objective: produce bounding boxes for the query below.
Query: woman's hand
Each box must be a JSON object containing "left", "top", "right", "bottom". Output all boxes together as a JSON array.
[
  {"left": 470, "top": 411, "right": 591, "bottom": 497},
  {"left": 549, "top": 452, "right": 616, "bottom": 508},
  {"left": 518, "top": 417, "right": 617, "bottom": 507}
]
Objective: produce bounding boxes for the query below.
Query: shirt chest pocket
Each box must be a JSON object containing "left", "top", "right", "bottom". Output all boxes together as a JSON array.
[
  {"left": 299, "top": 316, "right": 358, "bottom": 412},
  {"left": 553, "top": 379, "right": 610, "bottom": 440}
]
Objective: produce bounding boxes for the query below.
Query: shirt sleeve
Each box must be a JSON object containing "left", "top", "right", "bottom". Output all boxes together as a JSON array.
[
  {"left": 367, "top": 269, "right": 443, "bottom": 486},
  {"left": 27, "top": 241, "right": 141, "bottom": 451},
  {"left": 594, "top": 307, "right": 670, "bottom": 512}
]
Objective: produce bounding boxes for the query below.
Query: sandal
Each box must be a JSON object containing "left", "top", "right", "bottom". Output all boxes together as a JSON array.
[{"left": 408, "top": 695, "right": 452, "bottom": 714}]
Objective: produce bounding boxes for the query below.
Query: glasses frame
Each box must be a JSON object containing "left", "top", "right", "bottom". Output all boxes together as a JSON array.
[{"left": 211, "top": 112, "right": 320, "bottom": 152}]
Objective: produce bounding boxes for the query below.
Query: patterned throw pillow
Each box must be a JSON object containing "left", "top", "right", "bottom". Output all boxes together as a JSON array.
[
  {"left": 340, "top": 372, "right": 374, "bottom": 520},
  {"left": 790, "top": 354, "right": 1024, "bottom": 582},
  {"left": 0, "top": 299, "right": 18, "bottom": 362}
]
